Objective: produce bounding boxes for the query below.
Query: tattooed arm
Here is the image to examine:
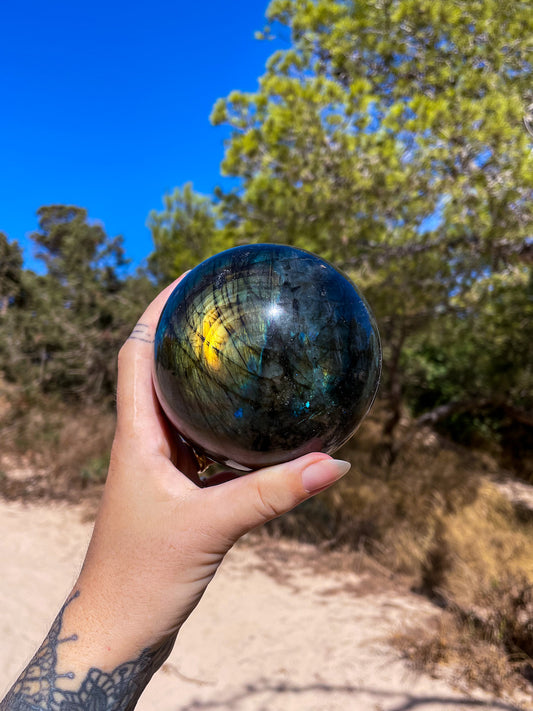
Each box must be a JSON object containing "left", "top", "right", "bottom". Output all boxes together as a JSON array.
[
  {"left": 0, "top": 591, "right": 175, "bottom": 711},
  {"left": 1, "top": 277, "right": 350, "bottom": 710}
]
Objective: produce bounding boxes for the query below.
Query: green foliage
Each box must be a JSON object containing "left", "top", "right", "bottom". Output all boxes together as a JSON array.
[
  {"left": 147, "top": 183, "right": 232, "bottom": 285},
  {"left": 2, "top": 1, "right": 532, "bottom": 471},
  {"left": 0, "top": 233, "right": 23, "bottom": 314},
  {"left": 405, "top": 267, "right": 533, "bottom": 412},
  {"left": 402, "top": 265, "right": 533, "bottom": 470},
  {"left": 207, "top": 0, "right": 533, "bottom": 448},
  {"left": 0, "top": 207, "right": 155, "bottom": 403},
  {"left": 80, "top": 454, "right": 110, "bottom": 485}
]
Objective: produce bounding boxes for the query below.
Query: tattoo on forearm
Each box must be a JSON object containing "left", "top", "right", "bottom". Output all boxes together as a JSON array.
[
  {"left": 127, "top": 323, "right": 154, "bottom": 344},
  {"left": 0, "top": 591, "right": 174, "bottom": 711}
]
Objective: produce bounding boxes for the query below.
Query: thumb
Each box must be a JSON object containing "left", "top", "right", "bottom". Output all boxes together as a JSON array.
[{"left": 204, "top": 453, "right": 351, "bottom": 543}]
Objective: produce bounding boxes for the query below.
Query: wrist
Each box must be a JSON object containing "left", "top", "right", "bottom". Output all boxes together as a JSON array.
[
  {"left": 61, "top": 577, "right": 179, "bottom": 677},
  {"left": 1, "top": 589, "right": 175, "bottom": 711}
]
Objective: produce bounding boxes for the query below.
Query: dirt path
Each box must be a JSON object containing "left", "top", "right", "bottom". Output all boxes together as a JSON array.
[{"left": 0, "top": 499, "right": 527, "bottom": 710}]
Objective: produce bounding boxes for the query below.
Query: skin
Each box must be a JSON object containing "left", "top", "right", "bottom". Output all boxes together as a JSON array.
[{"left": 0, "top": 277, "right": 351, "bottom": 710}]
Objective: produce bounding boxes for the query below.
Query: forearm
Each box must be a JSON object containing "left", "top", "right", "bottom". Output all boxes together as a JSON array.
[
  {"left": 0, "top": 278, "right": 352, "bottom": 710},
  {"left": 0, "top": 589, "right": 175, "bottom": 711}
]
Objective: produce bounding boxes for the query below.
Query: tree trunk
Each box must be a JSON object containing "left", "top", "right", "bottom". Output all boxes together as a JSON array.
[{"left": 381, "top": 326, "right": 406, "bottom": 466}]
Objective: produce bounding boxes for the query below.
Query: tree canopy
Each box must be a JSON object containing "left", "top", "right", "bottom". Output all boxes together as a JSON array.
[
  {"left": 0, "top": 207, "right": 154, "bottom": 403},
  {"left": 0, "top": 233, "right": 23, "bottom": 315},
  {"left": 2, "top": 0, "right": 531, "bottom": 466},
  {"left": 147, "top": 183, "right": 229, "bottom": 284},
  {"left": 206, "top": 0, "right": 533, "bottom": 447}
]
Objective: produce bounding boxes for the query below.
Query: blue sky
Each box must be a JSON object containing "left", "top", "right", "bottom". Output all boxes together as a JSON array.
[{"left": 0, "top": 1, "right": 281, "bottom": 272}]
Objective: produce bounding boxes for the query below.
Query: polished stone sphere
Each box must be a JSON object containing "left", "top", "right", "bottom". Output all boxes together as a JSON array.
[{"left": 153, "top": 244, "right": 381, "bottom": 471}]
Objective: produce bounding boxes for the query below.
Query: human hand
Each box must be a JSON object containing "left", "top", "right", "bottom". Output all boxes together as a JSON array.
[
  {"left": 69, "top": 275, "right": 351, "bottom": 663},
  {"left": 40, "top": 277, "right": 352, "bottom": 685}
]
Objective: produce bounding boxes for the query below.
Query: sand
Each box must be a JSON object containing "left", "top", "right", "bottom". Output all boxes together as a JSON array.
[{"left": 0, "top": 498, "right": 528, "bottom": 711}]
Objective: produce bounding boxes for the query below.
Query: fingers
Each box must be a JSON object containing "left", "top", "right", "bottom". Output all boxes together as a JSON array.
[
  {"left": 204, "top": 453, "right": 351, "bottom": 543},
  {"left": 119, "top": 276, "right": 184, "bottom": 364},
  {"left": 115, "top": 276, "right": 186, "bottom": 445}
]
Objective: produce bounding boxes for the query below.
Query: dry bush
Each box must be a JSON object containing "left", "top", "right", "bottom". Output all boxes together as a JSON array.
[
  {"left": 272, "top": 407, "right": 533, "bottom": 695},
  {"left": 394, "top": 612, "right": 520, "bottom": 697},
  {"left": 307, "top": 420, "right": 484, "bottom": 577},
  {"left": 394, "top": 615, "right": 452, "bottom": 674},
  {"left": 366, "top": 428, "right": 533, "bottom": 694},
  {"left": 0, "top": 392, "right": 115, "bottom": 498},
  {"left": 268, "top": 411, "right": 485, "bottom": 568},
  {"left": 395, "top": 577, "right": 533, "bottom": 696},
  {"left": 442, "top": 484, "right": 533, "bottom": 604},
  {"left": 49, "top": 407, "right": 115, "bottom": 487}
]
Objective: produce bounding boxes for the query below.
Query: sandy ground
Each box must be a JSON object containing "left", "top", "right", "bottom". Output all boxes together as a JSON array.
[{"left": 0, "top": 498, "right": 528, "bottom": 711}]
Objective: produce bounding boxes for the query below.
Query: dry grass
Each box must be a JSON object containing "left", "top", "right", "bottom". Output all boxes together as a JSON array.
[
  {"left": 442, "top": 484, "right": 533, "bottom": 603},
  {"left": 267, "top": 406, "right": 533, "bottom": 697},
  {"left": 393, "top": 611, "right": 522, "bottom": 697},
  {"left": 49, "top": 407, "right": 115, "bottom": 487},
  {"left": 0, "top": 392, "right": 115, "bottom": 500},
  {"left": 327, "top": 410, "right": 533, "bottom": 698},
  {"left": 395, "top": 574, "right": 533, "bottom": 696}
]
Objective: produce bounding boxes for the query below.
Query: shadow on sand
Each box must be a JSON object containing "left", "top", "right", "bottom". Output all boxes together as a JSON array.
[{"left": 174, "top": 678, "right": 524, "bottom": 711}]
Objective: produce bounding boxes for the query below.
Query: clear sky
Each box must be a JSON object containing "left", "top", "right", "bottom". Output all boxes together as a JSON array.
[{"left": 0, "top": 0, "right": 281, "bottom": 272}]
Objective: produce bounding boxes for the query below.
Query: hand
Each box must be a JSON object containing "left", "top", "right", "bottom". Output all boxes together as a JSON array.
[{"left": 39, "top": 277, "right": 352, "bottom": 681}]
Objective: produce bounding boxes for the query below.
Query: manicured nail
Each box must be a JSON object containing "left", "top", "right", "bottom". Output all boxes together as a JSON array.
[{"left": 301, "top": 458, "right": 351, "bottom": 493}]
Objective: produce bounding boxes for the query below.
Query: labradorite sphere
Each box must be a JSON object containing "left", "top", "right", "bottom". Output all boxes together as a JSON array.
[{"left": 153, "top": 244, "right": 381, "bottom": 471}]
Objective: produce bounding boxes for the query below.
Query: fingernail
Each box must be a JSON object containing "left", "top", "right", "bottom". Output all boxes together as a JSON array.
[{"left": 301, "top": 458, "right": 351, "bottom": 493}]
